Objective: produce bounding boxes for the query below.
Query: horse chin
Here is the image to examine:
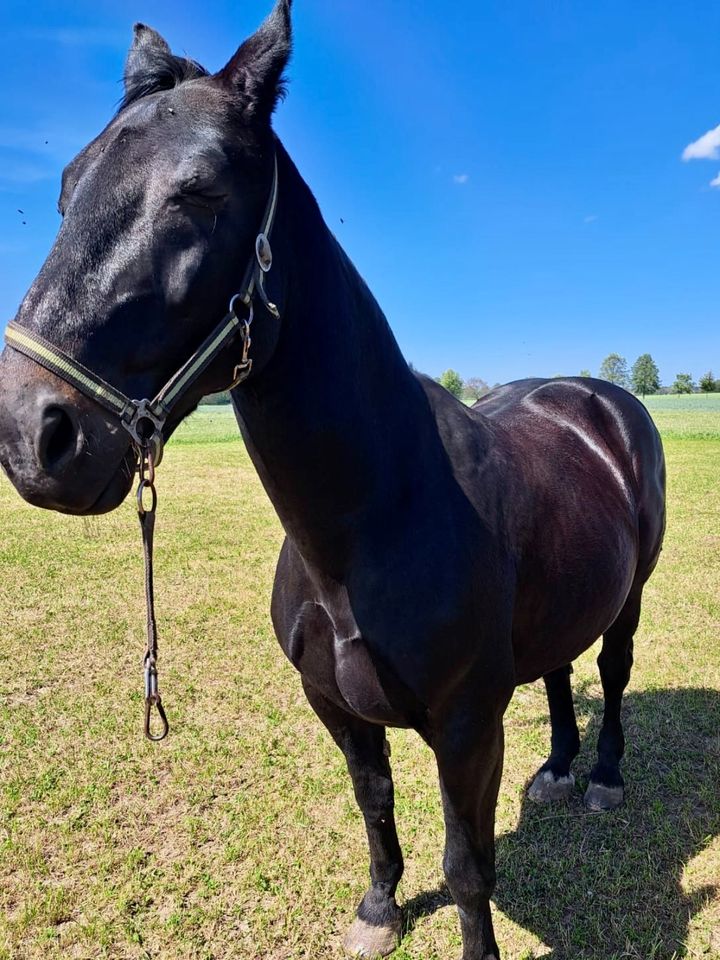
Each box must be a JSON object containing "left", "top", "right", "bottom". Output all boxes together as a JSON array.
[
  {"left": 74, "top": 461, "right": 136, "bottom": 516},
  {"left": 8, "top": 450, "right": 137, "bottom": 517}
]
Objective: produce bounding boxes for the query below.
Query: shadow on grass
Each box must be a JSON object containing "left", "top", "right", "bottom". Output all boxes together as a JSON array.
[
  {"left": 492, "top": 686, "right": 720, "bottom": 959},
  {"left": 402, "top": 688, "right": 719, "bottom": 959},
  {"left": 402, "top": 884, "right": 453, "bottom": 937}
]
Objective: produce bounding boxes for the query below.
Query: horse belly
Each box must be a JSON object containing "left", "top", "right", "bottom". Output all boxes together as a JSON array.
[{"left": 512, "top": 521, "right": 639, "bottom": 684}]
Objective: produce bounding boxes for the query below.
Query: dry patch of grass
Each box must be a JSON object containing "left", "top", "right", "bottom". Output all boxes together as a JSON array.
[{"left": 0, "top": 404, "right": 718, "bottom": 960}]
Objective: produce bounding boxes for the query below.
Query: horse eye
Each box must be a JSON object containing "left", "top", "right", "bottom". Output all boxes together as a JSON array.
[
  {"left": 175, "top": 187, "right": 227, "bottom": 208},
  {"left": 168, "top": 191, "right": 226, "bottom": 232}
]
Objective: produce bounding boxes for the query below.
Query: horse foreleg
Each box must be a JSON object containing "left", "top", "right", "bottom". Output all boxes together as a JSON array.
[
  {"left": 585, "top": 589, "right": 641, "bottom": 811},
  {"left": 434, "top": 708, "right": 506, "bottom": 960},
  {"left": 528, "top": 664, "right": 580, "bottom": 802},
  {"left": 301, "top": 678, "right": 403, "bottom": 958}
]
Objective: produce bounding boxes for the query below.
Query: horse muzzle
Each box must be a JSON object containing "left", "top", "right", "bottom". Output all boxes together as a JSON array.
[{"left": 0, "top": 348, "right": 135, "bottom": 515}]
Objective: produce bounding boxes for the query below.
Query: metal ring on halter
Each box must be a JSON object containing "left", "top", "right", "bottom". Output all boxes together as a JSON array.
[
  {"left": 256, "top": 233, "right": 273, "bottom": 273},
  {"left": 137, "top": 479, "right": 157, "bottom": 516},
  {"left": 229, "top": 293, "right": 253, "bottom": 322},
  {"left": 123, "top": 399, "right": 165, "bottom": 444}
]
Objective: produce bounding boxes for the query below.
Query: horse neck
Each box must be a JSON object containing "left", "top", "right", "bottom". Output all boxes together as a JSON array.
[{"left": 232, "top": 143, "right": 437, "bottom": 577}]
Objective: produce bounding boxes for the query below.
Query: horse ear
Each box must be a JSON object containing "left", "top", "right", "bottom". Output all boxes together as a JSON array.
[
  {"left": 124, "top": 24, "right": 172, "bottom": 92},
  {"left": 217, "top": 0, "right": 292, "bottom": 122}
]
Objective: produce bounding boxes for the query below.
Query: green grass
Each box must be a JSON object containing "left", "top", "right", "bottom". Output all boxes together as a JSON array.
[
  {"left": 0, "top": 399, "right": 718, "bottom": 960},
  {"left": 642, "top": 392, "right": 720, "bottom": 440}
]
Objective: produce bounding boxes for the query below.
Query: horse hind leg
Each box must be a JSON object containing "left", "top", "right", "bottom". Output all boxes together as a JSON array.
[
  {"left": 584, "top": 588, "right": 641, "bottom": 811},
  {"left": 528, "top": 664, "right": 580, "bottom": 802},
  {"left": 301, "top": 679, "right": 403, "bottom": 958}
]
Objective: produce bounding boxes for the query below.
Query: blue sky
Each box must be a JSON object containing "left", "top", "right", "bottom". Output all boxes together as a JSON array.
[{"left": 0, "top": 0, "right": 718, "bottom": 386}]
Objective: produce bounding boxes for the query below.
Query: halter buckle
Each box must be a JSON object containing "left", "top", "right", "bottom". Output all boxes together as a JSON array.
[
  {"left": 228, "top": 301, "right": 254, "bottom": 388},
  {"left": 231, "top": 358, "right": 253, "bottom": 387}
]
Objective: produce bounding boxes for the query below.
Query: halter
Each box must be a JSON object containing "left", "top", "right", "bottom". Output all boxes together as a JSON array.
[
  {"left": 5, "top": 152, "right": 280, "bottom": 465},
  {"left": 4, "top": 153, "right": 280, "bottom": 742}
]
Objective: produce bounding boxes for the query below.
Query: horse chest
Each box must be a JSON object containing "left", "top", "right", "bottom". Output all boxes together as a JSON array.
[{"left": 282, "top": 599, "right": 414, "bottom": 727}]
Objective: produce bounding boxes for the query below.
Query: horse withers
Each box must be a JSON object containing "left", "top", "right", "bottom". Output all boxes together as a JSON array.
[{"left": 0, "top": 4, "right": 666, "bottom": 958}]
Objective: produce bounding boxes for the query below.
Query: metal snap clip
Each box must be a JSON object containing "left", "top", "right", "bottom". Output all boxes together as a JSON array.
[{"left": 143, "top": 656, "right": 169, "bottom": 742}]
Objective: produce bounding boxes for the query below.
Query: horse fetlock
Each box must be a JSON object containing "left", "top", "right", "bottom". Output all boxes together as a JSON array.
[
  {"left": 357, "top": 886, "right": 402, "bottom": 926},
  {"left": 528, "top": 769, "right": 575, "bottom": 802}
]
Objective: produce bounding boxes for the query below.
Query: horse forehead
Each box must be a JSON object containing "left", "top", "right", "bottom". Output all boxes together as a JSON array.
[
  {"left": 111, "top": 83, "right": 230, "bottom": 141},
  {"left": 101, "top": 98, "right": 228, "bottom": 167}
]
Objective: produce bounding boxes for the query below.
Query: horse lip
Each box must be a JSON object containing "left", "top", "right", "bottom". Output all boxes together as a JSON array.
[
  {"left": 82, "top": 449, "right": 136, "bottom": 515},
  {"left": 49, "top": 447, "right": 136, "bottom": 516}
]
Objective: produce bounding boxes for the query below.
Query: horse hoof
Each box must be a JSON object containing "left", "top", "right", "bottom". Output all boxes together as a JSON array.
[
  {"left": 584, "top": 781, "right": 624, "bottom": 811},
  {"left": 528, "top": 769, "right": 575, "bottom": 803},
  {"left": 343, "top": 916, "right": 402, "bottom": 958}
]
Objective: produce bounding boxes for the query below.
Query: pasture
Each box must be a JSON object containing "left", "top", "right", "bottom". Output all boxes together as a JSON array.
[{"left": 1, "top": 394, "right": 718, "bottom": 960}]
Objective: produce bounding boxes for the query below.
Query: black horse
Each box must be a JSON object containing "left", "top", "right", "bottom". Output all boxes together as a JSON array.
[{"left": 0, "top": 4, "right": 666, "bottom": 958}]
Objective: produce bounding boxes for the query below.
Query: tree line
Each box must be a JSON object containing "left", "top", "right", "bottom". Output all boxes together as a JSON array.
[
  {"left": 437, "top": 355, "right": 720, "bottom": 402},
  {"left": 591, "top": 354, "right": 718, "bottom": 397},
  {"left": 205, "top": 357, "right": 719, "bottom": 406}
]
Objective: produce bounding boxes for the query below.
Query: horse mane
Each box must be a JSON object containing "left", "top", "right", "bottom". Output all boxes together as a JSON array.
[{"left": 119, "top": 52, "right": 209, "bottom": 112}]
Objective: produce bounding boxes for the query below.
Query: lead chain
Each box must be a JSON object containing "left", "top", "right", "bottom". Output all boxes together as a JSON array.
[{"left": 136, "top": 444, "right": 169, "bottom": 742}]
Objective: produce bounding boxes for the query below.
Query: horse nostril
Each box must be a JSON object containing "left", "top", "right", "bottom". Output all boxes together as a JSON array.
[{"left": 37, "top": 406, "right": 79, "bottom": 473}]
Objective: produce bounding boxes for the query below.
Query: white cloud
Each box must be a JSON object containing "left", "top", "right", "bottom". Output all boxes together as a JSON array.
[
  {"left": 682, "top": 123, "right": 720, "bottom": 161},
  {"left": 711, "top": 172, "right": 720, "bottom": 188},
  {"left": 583, "top": 214, "right": 598, "bottom": 223},
  {"left": 453, "top": 173, "right": 469, "bottom": 185}
]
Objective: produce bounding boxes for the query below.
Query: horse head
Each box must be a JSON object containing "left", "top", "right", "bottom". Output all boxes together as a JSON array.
[{"left": 0, "top": 1, "right": 292, "bottom": 514}]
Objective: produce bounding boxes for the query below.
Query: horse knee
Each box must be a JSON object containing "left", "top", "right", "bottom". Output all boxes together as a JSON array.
[
  {"left": 443, "top": 843, "right": 496, "bottom": 910},
  {"left": 352, "top": 767, "right": 394, "bottom": 823}
]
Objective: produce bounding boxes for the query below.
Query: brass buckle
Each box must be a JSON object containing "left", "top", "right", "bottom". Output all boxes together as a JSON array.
[
  {"left": 231, "top": 358, "right": 253, "bottom": 387},
  {"left": 228, "top": 301, "right": 254, "bottom": 387}
]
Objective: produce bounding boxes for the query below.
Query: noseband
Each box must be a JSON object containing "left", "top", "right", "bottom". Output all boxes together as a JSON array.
[
  {"left": 5, "top": 153, "right": 280, "bottom": 465},
  {"left": 4, "top": 154, "right": 280, "bottom": 742}
]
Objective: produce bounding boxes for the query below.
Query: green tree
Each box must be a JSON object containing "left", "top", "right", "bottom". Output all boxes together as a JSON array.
[
  {"left": 598, "top": 353, "right": 630, "bottom": 389},
  {"left": 579, "top": 369, "right": 592, "bottom": 378},
  {"left": 699, "top": 370, "right": 716, "bottom": 393},
  {"left": 671, "top": 373, "right": 695, "bottom": 394},
  {"left": 630, "top": 354, "right": 660, "bottom": 398},
  {"left": 438, "top": 369, "right": 465, "bottom": 400},
  {"left": 464, "top": 377, "right": 489, "bottom": 402}
]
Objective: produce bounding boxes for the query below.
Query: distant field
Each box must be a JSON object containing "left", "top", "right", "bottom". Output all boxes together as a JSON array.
[
  {"left": 0, "top": 392, "right": 718, "bottom": 960},
  {"left": 176, "top": 390, "right": 720, "bottom": 443},
  {"left": 642, "top": 392, "right": 720, "bottom": 440}
]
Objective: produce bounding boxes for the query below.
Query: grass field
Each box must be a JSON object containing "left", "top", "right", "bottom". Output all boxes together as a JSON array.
[{"left": 1, "top": 394, "right": 718, "bottom": 960}]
